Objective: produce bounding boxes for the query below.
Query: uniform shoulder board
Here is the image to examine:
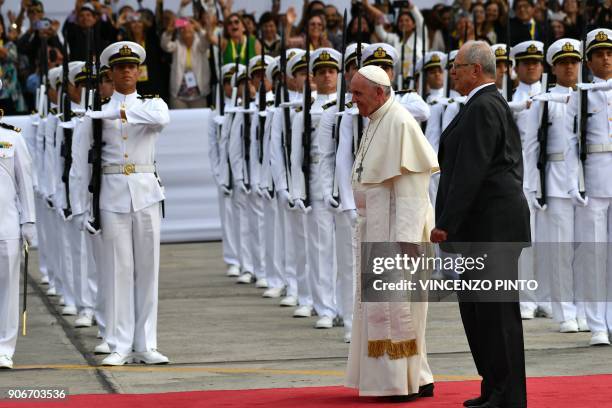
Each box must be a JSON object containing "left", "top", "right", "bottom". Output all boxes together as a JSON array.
[
  {"left": 266, "top": 100, "right": 275, "bottom": 107},
  {"left": 346, "top": 101, "right": 353, "bottom": 109},
  {"left": 101, "top": 97, "right": 111, "bottom": 105},
  {"left": 295, "top": 106, "right": 303, "bottom": 113},
  {"left": 138, "top": 94, "right": 160, "bottom": 100},
  {"left": 0, "top": 122, "right": 21, "bottom": 133},
  {"left": 322, "top": 100, "right": 337, "bottom": 110},
  {"left": 49, "top": 107, "right": 58, "bottom": 115}
]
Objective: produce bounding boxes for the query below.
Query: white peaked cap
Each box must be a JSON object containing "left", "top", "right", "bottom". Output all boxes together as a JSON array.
[{"left": 358, "top": 65, "right": 391, "bottom": 87}]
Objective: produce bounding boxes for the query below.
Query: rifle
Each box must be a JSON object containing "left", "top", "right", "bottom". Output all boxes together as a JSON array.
[
  {"left": 355, "top": 8, "right": 364, "bottom": 154},
  {"left": 302, "top": 30, "right": 312, "bottom": 208},
  {"left": 37, "top": 37, "right": 49, "bottom": 117},
  {"left": 280, "top": 24, "right": 293, "bottom": 198},
  {"left": 420, "top": 23, "right": 426, "bottom": 98},
  {"left": 61, "top": 38, "right": 73, "bottom": 219},
  {"left": 258, "top": 31, "right": 266, "bottom": 166},
  {"left": 217, "top": 33, "right": 225, "bottom": 117},
  {"left": 88, "top": 26, "right": 103, "bottom": 233},
  {"left": 410, "top": 24, "right": 417, "bottom": 89},
  {"left": 577, "top": 0, "right": 589, "bottom": 197},
  {"left": 536, "top": 6, "right": 552, "bottom": 206},
  {"left": 505, "top": 11, "right": 512, "bottom": 102},
  {"left": 331, "top": 9, "right": 348, "bottom": 206},
  {"left": 242, "top": 51, "right": 251, "bottom": 190}
]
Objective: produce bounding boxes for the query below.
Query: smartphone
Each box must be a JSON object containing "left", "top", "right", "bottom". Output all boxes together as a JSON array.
[{"left": 175, "top": 18, "right": 189, "bottom": 29}]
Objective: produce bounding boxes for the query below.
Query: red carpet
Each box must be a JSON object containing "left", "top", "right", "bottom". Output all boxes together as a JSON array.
[{"left": 1, "top": 374, "right": 611, "bottom": 407}]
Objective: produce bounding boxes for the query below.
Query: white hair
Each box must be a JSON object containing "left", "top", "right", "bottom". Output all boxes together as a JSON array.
[{"left": 463, "top": 40, "right": 496, "bottom": 78}]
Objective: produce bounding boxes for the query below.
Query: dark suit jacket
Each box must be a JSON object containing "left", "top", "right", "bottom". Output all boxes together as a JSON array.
[{"left": 435, "top": 84, "right": 530, "bottom": 246}]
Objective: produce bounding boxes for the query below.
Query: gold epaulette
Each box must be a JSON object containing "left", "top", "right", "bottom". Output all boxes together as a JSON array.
[
  {"left": 49, "top": 107, "right": 58, "bottom": 115},
  {"left": 322, "top": 100, "right": 337, "bottom": 110},
  {"left": 101, "top": 97, "right": 111, "bottom": 105},
  {"left": 0, "top": 122, "right": 21, "bottom": 133},
  {"left": 346, "top": 101, "right": 353, "bottom": 109},
  {"left": 266, "top": 100, "right": 275, "bottom": 107},
  {"left": 295, "top": 106, "right": 303, "bottom": 113}
]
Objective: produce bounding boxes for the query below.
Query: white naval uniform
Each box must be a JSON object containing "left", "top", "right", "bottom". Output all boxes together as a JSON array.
[
  {"left": 291, "top": 92, "right": 337, "bottom": 318},
  {"left": 254, "top": 92, "right": 281, "bottom": 287},
  {"left": 441, "top": 90, "right": 464, "bottom": 130},
  {"left": 51, "top": 109, "right": 76, "bottom": 307},
  {"left": 424, "top": 88, "right": 445, "bottom": 208},
  {"left": 565, "top": 77, "right": 612, "bottom": 335},
  {"left": 318, "top": 94, "right": 357, "bottom": 335},
  {"left": 31, "top": 114, "right": 50, "bottom": 283},
  {"left": 93, "top": 91, "right": 169, "bottom": 354},
  {"left": 209, "top": 97, "right": 240, "bottom": 269},
  {"left": 228, "top": 101, "right": 259, "bottom": 277},
  {"left": 524, "top": 85, "right": 582, "bottom": 324},
  {"left": 0, "top": 126, "right": 35, "bottom": 358},
  {"left": 61, "top": 114, "right": 97, "bottom": 318},
  {"left": 269, "top": 90, "right": 301, "bottom": 298},
  {"left": 513, "top": 81, "right": 547, "bottom": 316},
  {"left": 398, "top": 91, "right": 430, "bottom": 123}
]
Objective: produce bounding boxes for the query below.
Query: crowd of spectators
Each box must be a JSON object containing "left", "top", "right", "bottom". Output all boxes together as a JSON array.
[{"left": 0, "top": 0, "right": 610, "bottom": 114}]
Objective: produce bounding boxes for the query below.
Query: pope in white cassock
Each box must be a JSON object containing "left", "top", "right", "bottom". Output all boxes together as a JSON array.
[{"left": 345, "top": 65, "right": 439, "bottom": 399}]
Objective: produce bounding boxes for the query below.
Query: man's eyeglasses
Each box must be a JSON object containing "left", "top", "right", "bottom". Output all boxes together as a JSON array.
[{"left": 450, "top": 62, "right": 475, "bottom": 70}]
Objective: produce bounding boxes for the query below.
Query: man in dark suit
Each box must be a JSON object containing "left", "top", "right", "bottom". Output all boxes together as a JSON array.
[{"left": 431, "top": 41, "right": 531, "bottom": 408}]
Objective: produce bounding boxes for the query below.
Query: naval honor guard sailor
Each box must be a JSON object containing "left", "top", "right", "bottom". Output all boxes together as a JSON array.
[{"left": 86, "top": 41, "right": 170, "bottom": 366}]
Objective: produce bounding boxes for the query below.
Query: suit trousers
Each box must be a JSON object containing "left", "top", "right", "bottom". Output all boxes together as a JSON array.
[
  {"left": 536, "top": 198, "right": 583, "bottom": 323},
  {"left": 458, "top": 247, "right": 527, "bottom": 408},
  {"left": 307, "top": 200, "right": 336, "bottom": 318},
  {"left": 334, "top": 209, "right": 355, "bottom": 333},
  {"left": 67, "top": 214, "right": 97, "bottom": 314},
  {"left": 574, "top": 197, "right": 612, "bottom": 333},
  {"left": 100, "top": 203, "right": 161, "bottom": 354},
  {"left": 217, "top": 187, "right": 239, "bottom": 267},
  {"left": 0, "top": 239, "right": 20, "bottom": 357}
]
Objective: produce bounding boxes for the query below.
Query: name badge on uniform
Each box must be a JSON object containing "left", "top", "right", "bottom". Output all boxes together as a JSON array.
[
  {"left": 184, "top": 71, "right": 197, "bottom": 88},
  {"left": 138, "top": 65, "right": 149, "bottom": 82},
  {"left": 0, "top": 141, "right": 14, "bottom": 158}
]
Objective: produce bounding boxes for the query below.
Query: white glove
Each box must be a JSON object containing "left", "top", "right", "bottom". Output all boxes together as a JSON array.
[
  {"left": 21, "top": 223, "right": 35, "bottom": 245},
  {"left": 261, "top": 188, "right": 273, "bottom": 200},
  {"left": 221, "top": 185, "right": 232, "bottom": 196},
  {"left": 278, "top": 189, "right": 292, "bottom": 208},
  {"left": 294, "top": 199, "right": 312, "bottom": 214},
  {"left": 81, "top": 212, "right": 90, "bottom": 231},
  {"left": 570, "top": 189, "right": 588, "bottom": 207},
  {"left": 254, "top": 185, "right": 264, "bottom": 198},
  {"left": 239, "top": 182, "right": 250, "bottom": 194},
  {"left": 507, "top": 100, "right": 530, "bottom": 112},
  {"left": 86, "top": 109, "right": 121, "bottom": 120},
  {"left": 213, "top": 115, "right": 225, "bottom": 125},
  {"left": 528, "top": 191, "right": 547, "bottom": 211},
  {"left": 347, "top": 209, "right": 357, "bottom": 221},
  {"left": 324, "top": 194, "right": 341, "bottom": 211}
]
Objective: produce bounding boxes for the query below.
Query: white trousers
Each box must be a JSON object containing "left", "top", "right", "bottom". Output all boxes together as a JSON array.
[
  {"left": 307, "top": 200, "right": 336, "bottom": 318},
  {"left": 54, "top": 213, "right": 75, "bottom": 307},
  {"left": 519, "top": 193, "right": 549, "bottom": 313},
  {"left": 233, "top": 188, "right": 253, "bottom": 274},
  {"left": 335, "top": 209, "right": 356, "bottom": 333},
  {"left": 248, "top": 194, "right": 265, "bottom": 278},
  {"left": 34, "top": 196, "right": 49, "bottom": 280},
  {"left": 67, "top": 214, "right": 97, "bottom": 314},
  {"left": 100, "top": 203, "right": 161, "bottom": 354},
  {"left": 574, "top": 197, "right": 612, "bottom": 333},
  {"left": 286, "top": 206, "right": 308, "bottom": 302},
  {"left": 535, "top": 198, "right": 584, "bottom": 323},
  {"left": 0, "top": 239, "right": 20, "bottom": 358},
  {"left": 277, "top": 203, "right": 297, "bottom": 296},
  {"left": 42, "top": 206, "right": 59, "bottom": 292},
  {"left": 90, "top": 233, "right": 106, "bottom": 338},
  {"left": 217, "top": 188, "right": 239, "bottom": 267},
  {"left": 264, "top": 196, "right": 284, "bottom": 288}
]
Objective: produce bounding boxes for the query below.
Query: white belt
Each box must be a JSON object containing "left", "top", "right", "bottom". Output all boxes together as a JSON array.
[
  {"left": 103, "top": 164, "right": 156, "bottom": 175},
  {"left": 586, "top": 144, "right": 612, "bottom": 154},
  {"left": 547, "top": 153, "right": 565, "bottom": 161}
]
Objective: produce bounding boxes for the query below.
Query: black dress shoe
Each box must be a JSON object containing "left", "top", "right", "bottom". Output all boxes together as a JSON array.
[
  {"left": 464, "top": 395, "right": 487, "bottom": 407},
  {"left": 418, "top": 383, "right": 434, "bottom": 397}
]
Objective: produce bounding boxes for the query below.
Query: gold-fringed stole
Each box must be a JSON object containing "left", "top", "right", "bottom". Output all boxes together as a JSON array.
[{"left": 367, "top": 339, "right": 417, "bottom": 360}]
